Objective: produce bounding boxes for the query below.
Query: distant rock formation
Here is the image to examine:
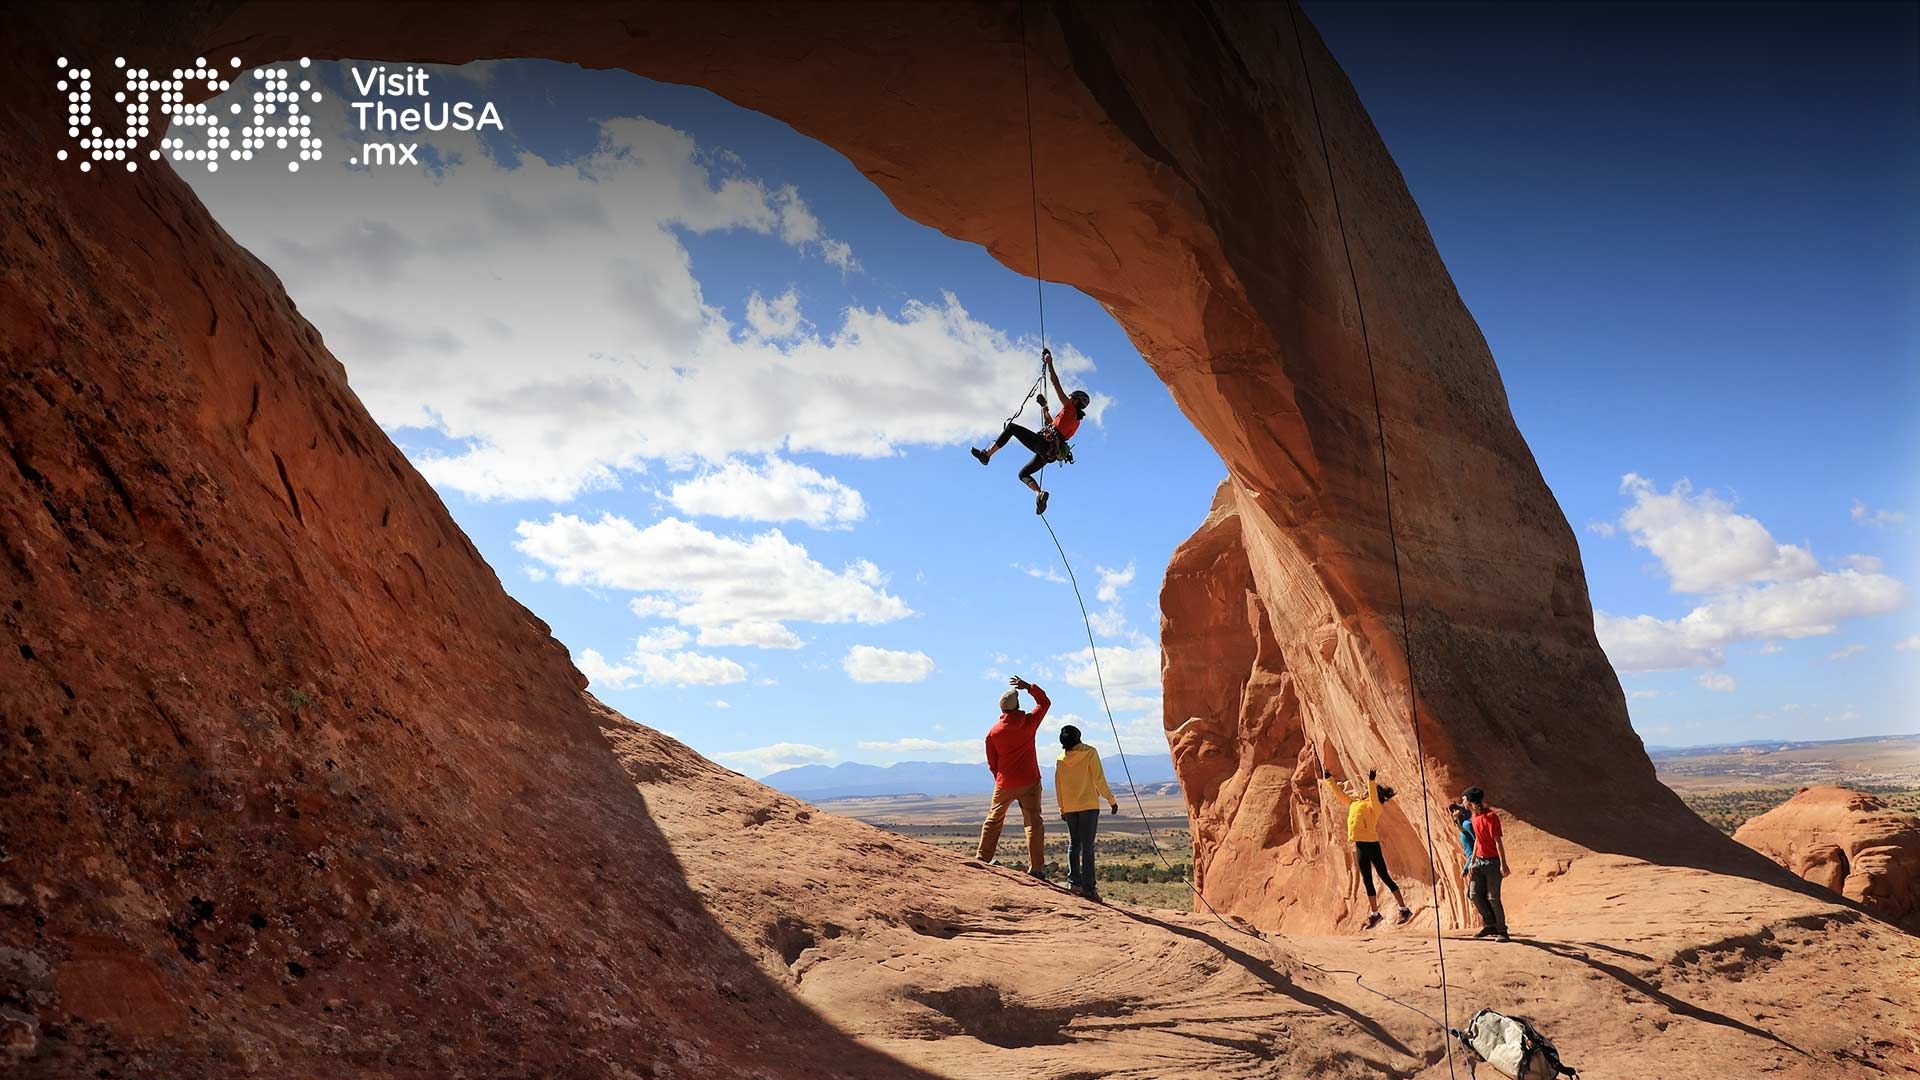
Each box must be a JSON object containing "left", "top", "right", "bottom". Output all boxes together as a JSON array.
[{"left": 1735, "top": 787, "right": 1920, "bottom": 931}]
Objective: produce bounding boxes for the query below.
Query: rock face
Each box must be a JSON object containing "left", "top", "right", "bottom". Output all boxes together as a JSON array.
[
  {"left": 5, "top": 2, "right": 1918, "bottom": 1078},
  {"left": 1736, "top": 787, "right": 1920, "bottom": 932}
]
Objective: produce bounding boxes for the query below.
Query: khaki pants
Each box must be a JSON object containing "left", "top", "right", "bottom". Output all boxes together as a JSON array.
[{"left": 977, "top": 782, "right": 1045, "bottom": 872}]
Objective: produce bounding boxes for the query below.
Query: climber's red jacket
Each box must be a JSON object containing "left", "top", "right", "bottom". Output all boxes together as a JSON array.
[
  {"left": 984, "top": 684, "right": 1051, "bottom": 790},
  {"left": 1049, "top": 406, "right": 1082, "bottom": 441}
]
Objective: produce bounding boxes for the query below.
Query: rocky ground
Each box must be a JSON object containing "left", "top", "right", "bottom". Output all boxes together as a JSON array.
[{"left": 606, "top": 710, "right": 1920, "bottom": 1078}]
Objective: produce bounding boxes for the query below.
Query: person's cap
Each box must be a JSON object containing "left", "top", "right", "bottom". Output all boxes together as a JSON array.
[{"left": 999, "top": 689, "right": 1021, "bottom": 712}]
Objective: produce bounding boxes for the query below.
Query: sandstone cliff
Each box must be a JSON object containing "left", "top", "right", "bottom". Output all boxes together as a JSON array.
[
  {"left": 1736, "top": 787, "right": 1920, "bottom": 933},
  {"left": 4, "top": 2, "right": 1917, "bottom": 1077}
]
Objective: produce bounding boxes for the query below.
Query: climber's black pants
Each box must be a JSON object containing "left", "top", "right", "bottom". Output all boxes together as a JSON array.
[
  {"left": 992, "top": 423, "right": 1055, "bottom": 484},
  {"left": 1354, "top": 841, "right": 1397, "bottom": 897}
]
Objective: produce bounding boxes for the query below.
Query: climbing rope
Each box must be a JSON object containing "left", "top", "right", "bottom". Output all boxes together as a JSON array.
[
  {"left": 1006, "top": 3, "right": 1462, "bottom": 1052},
  {"left": 1284, "top": 2, "right": 1458, "bottom": 1075}
]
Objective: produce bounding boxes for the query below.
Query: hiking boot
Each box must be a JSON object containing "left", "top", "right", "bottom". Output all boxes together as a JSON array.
[
  {"left": 1067, "top": 882, "right": 1085, "bottom": 897},
  {"left": 1035, "top": 490, "right": 1050, "bottom": 515},
  {"left": 1027, "top": 867, "right": 1049, "bottom": 881},
  {"left": 1363, "top": 912, "right": 1383, "bottom": 929},
  {"left": 1395, "top": 907, "right": 1413, "bottom": 925},
  {"left": 971, "top": 447, "right": 989, "bottom": 466}
]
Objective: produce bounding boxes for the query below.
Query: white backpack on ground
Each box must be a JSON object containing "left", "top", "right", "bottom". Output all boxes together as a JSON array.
[{"left": 1456, "top": 1008, "right": 1578, "bottom": 1079}]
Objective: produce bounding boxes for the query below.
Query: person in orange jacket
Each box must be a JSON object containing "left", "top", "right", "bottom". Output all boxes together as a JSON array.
[
  {"left": 1323, "top": 767, "right": 1412, "bottom": 928},
  {"left": 1054, "top": 725, "right": 1119, "bottom": 900},
  {"left": 971, "top": 348, "right": 1091, "bottom": 515},
  {"left": 976, "top": 677, "right": 1051, "bottom": 876}
]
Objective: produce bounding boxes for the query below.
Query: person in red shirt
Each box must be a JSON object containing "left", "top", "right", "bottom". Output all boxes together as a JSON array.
[
  {"left": 1462, "top": 786, "right": 1510, "bottom": 941},
  {"left": 971, "top": 348, "right": 1092, "bottom": 515},
  {"left": 975, "top": 676, "right": 1052, "bottom": 876}
]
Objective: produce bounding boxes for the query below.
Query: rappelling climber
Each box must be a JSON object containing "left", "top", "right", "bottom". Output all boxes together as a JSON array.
[
  {"left": 976, "top": 676, "right": 1051, "bottom": 878},
  {"left": 1054, "top": 724, "right": 1119, "bottom": 901},
  {"left": 971, "top": 347, "right": 1090, "bottom": 515},
  {"left": 1461, "top": 786, "right": 1511, "bottom": 942},
  {"left": 1322, "top": 767, "right": 1413, "bottom": 928}
]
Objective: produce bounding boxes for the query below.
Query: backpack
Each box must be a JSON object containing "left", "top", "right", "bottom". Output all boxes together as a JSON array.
[{"left": 1456, "top": 1008, "right": 1577, "bottom": 1079}]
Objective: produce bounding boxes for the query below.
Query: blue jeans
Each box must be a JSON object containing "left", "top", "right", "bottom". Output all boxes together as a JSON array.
[{"left": 1064, "top": 809, "right": 1100, "bottom": 892}]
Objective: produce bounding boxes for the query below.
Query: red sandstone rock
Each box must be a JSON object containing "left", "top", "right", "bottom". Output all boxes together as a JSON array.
[
  {"left": 1735, "top": 787, "right": 1920, "bottom": 932},
  {"left": 2, "top": 3, "right": 1917, "bottom": 1078}
]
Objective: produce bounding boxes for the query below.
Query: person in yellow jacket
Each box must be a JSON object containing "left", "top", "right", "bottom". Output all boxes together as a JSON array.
[
  {"left": 1054, "top": 726, "right": 1120, "bottom": 900},
  {"left": 1322, "top": 767, "right": 1412, "bottom": 928}
]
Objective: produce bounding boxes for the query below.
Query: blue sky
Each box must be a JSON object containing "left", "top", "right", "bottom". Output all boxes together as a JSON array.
[{"left": 183, "top": 6, "right": 1914, "bottom": 772}]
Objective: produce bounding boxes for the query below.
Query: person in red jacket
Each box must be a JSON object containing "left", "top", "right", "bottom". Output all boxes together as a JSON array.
[
  {"left": 975, "top": 676, "right": 1052, "bottom": 876},
  {"left": 971, "top": 348, "right": 1092, "bottom": 515}
]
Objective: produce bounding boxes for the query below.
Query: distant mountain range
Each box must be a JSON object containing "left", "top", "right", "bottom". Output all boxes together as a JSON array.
[{"left": 763, "top": 754, "right": 1179, "bottom": 800}]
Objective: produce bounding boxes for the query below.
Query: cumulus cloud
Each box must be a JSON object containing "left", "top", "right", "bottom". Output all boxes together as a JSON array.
[
  {"left": 667, "top": 456, "right": 865, "bottom": 528},
  {"left": 1090, "top": 564, "right": 1137, "bottom": 638},
  {"left": 744, "top": 288, "right": 807, "bottom": 341},
  {"left": 1058, "top": 644, "right": 1161, "bottom": 715},
  {"left": 1851, "top": 501, "right": 1906, "bottom": 528},
  {"left": 1615, "top": 475, "right": 1817, "bottom": 592},
  {"left": 184, "top": 99, "right": 1097, "bottom": 503},
  {"left": 1696, "top": 672, "right": 1736, "bottom": 693},
  {"left": 843, "top": 645, "right": 937, "bottom": 683},
  {"left": 574, "top": 642, "right": 747, "bottom": 689},
  {"left": 1897, "top": 635, "right": 1920, "bottom": 652},
  {"left": 712, "top": 742, "right": 836, "bottom": 777},
  {"left": 1591, "top": 475, "right": 1906, "bottom": 673},
  {"left": 516, "top": 513, "right": 910, "bottom": 644}
]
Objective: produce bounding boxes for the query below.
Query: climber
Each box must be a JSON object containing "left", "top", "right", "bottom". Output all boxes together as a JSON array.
[
  {"left": 1461, "top": 786, "right": 1510, "bottom": 941},
  {"left": 1322, "top": 767, "right": 1412, "bottom": 928},
  {"left": 1054, "top": 724, "right": 1120, "bottom": 901},
  {"left": 970, "top": 347, "right": 1091, "bottom": 515},
  {"left": 976, "top": 676, "right": 1051, "bottom": 878}
]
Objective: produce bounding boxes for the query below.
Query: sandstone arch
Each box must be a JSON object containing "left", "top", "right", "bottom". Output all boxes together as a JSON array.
[{"left": 9, "top": 3, "right": 1878, "bottom": 1075}]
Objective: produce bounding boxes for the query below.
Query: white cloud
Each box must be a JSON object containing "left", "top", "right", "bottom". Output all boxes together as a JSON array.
[
  {"left": 842, "top": 645, "right": 936, "bottom": 683},
  {"left": 696, "top": 621, "right": 805, "bottom": 650},
  {"left": 1088, "top": 563, "right": 1137, "bottom": 638},
  {"left": 712, "top": 699, "right": 732, "bottom": 709},
  {"left": 744, "top": 289, "right": 807, "bottom": 341},
  {"left": 574, "top": 643, "right": 747, "bottom": 689},
  {"left": 1696, "top": 672, "right": 1736, "bottom": 693},
  {"left": 1592, "top": 475, "right": 1907, "bottom": 673},
  {"left": 522, "top": 564, "right": 548, "bottom": 582},
  {"left": 632, "top": 626, "right": 692, "bottom": 651},
  {"left": 1614, "top": 475, "right": 1817, "bottom": 593},
  {"left": 1827, "top": 644, "right": 1866, "bottom": 661},
  {"left": 1753, "top": 642, "right": 1785, "bottom": 655},
  {"left": 184, "top": 102, "right": 1097, "bottom": 503},
  {"left": 1058, "top": 644, "right": 1161, "bottom": 715},
  {"left": 712, "top": 742, "right": 836, "bottom": 777},
  {"left": 516, "top": 513, "right": 910, "bottom": 644},
  {"left": 1625, "top": 689, "right": 1663, "bottom": 701},
  {"left": 1896, "top": 635, "right": 1920, "bottom": 652},
  {"left": 855, "top": 737, "right": 983, "bottom": 763},
  {"left": 1015, "top": 562, "right": 1067, "bottom": 585},
  {"left": 667, "top": 456, "right": 865, "bottom": 529},
  {"left": 1851, "top": 500, "right": 1906, "bottom": 528}
]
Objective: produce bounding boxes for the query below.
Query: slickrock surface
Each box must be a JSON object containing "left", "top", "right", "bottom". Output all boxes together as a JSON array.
[
  {"left": 4, "top": 2, "right": 1915, "bottom": 1076},
  {"left": 1736, "top": 787, "right": 1920, "bottom": 933}
]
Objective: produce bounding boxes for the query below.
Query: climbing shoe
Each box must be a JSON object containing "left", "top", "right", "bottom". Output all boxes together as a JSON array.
[
  {"left": 1035, "top": 490, "right": 1049, "bottom": 515},
  {"left": 1364, "top": 912, "right": 1383, "bottom": 929},
  {"left": 971, "top": 447, "right": 989, "bottom": 466}
]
